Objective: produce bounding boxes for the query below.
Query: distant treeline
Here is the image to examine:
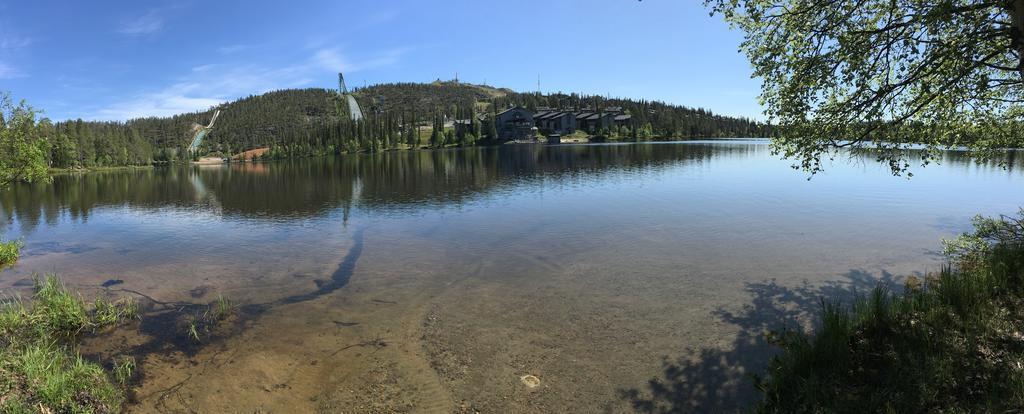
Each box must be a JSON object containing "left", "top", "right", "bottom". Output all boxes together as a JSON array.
[{"left": 42, "top": 81, "right": 773, "bottom": 168}]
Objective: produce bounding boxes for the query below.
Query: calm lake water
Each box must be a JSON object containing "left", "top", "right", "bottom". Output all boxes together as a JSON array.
[{"left": 0, "top": 140, "right": 1022, "bottom": 412}]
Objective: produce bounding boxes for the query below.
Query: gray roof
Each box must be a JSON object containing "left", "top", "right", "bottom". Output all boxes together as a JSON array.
[
  {"left": 497, "top": 106, "right": 531, "bottom": 117},
  {"left": 539, "top": 111, "right": 566, "bottom": 120}
]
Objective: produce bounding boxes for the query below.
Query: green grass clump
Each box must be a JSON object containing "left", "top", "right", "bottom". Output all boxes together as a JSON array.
[
  {"left": 113, "top": 356, "right": 136, "bottom": 386},
  {"left": 211, "top": 294, "right": 234, "bottom": 321},
  {"left": 121, "top": 297, "right": 140, "bottom": 320},
  {"left": 182, "top": 294, "right": 236, "bottom": 342},
  {"left": 0, "top": 239, "right": 23, "bottom": 266},
  {"left": 93, "top": 296, "right": 140, "bottom": 328},
  {"left": 755, "top": 211, "right": 1024, "bottom": 413},
  {"left": 31, "top": 275, "right": 90, "bottom": 338},
  {"left": 0, "top": 274, "right": 133, "bottom": 413},
  {"left": 1, "top": 344, "right": 123, "bottom": 413},
  {"left": 186, "top": 316, "right": 201, "bottom": 342},
  {"left": 93, "top": 298, "right": 120, "bottom": 327}
]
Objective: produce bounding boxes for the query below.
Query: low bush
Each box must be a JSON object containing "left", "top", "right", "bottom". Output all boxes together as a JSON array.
[{"left": 755, "top": 210, "right": 1024, "bottom": 413}]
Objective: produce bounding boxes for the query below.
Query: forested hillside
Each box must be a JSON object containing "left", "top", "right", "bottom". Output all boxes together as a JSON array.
[{"left": 43, "top": 81, "right": 772, "bottom": 168}]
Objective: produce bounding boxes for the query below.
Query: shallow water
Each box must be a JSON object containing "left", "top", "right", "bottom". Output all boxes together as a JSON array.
[{"left": 1, "top": 140, "right": 1022, "bottom": 412}]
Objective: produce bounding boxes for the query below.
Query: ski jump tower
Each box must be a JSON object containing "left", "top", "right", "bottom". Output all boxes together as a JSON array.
[
  {"left": 339, "top": 72, "right": 363, "bottom": 121},
  {"left": 188, "top": 109, "right": 221, "bottom": 153}
]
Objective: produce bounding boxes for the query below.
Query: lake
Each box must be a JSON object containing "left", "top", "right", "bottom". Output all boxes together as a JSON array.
[{"left": 1, "top": 140, "right": 1022, "bottom": 412}]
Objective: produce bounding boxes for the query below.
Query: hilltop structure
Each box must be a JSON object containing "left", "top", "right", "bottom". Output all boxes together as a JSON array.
[
  {"left": 338, "top": 72, "right": 363, "bottom": 121},
  {"left": 188, "top": 109, "right": 221, "bottom": 153}
]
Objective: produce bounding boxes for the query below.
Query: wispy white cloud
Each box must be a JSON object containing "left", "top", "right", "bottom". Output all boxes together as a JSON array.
[
  {"left": 313, "top": 47, "right": 408, "bottom": 73},
  {"left": 118, "top": 10, "right": 164, "bottom": 35},
  {"left": 91, "top": 47, "right": 410, "bottom": 120},
  {"left": 190, "top": 63, "right": 221, "bottom": 73},
  {"left": 0, "top": 36, "right": 31, "bottom": 49},
  {"left": 312, "top": 49, "right": 346, "bottom": 71},
  {"left": 0, "top": 61, "right": 22, "bottom": 79},
  {"left": 92, "top": 66, "right": 310, "bottom": 120},
  {"left": 217, "top": 44, "right": 251, "bottom": 54},
  {"left": 96, "top": 84, "right": 222, "bottom": 119}
]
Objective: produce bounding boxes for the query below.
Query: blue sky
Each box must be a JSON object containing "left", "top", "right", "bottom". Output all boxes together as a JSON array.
[{"left": 0, "top": 0, "right": 763, "bottom": 122}]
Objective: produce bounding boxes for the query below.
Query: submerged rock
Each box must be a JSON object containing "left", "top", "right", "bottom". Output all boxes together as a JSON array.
[{"left": 520, "top": 375, "right": 540, "bottom": 388}]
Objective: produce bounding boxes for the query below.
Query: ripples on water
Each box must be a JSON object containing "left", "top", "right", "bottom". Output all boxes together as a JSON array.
[
  {"left": 0, "top": 140, "right": 1021, "bottom": 290},
  {"left": 1, "top": 140, "right": 1022, "bottom": 411},
  {"left": 0, "top": 141, "right": 1015, "bottom": 273}
]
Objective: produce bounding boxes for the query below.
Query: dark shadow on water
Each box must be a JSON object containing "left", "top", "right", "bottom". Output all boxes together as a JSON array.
[
  {"left": 277, "top": 226, "right": 365, "bottom": 305},
  {"left": 620, "top": 269, "right": 904, "bottom": 413},
  {"left": 126, "top": 226, "right": 367, "bottom": 359},
  {"left": 84, "top": 226, "right": 368, "bottom": 403}
]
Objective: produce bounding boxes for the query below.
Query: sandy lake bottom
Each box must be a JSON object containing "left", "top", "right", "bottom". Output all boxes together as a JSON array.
[{"left": 2, "top": 141, "right": 1022, "bottom": 412}]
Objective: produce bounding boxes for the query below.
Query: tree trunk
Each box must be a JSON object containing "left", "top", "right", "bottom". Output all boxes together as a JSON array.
[{"left": 1013, "top": 0, "right": 1024, "bottom": 80}]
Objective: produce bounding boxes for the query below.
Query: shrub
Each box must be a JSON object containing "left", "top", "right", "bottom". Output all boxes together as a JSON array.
[{"left": 755, "top": 211, "right": 1024, "bottom": 413}]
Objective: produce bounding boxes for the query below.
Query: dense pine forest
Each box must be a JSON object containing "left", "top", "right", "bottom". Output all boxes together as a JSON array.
[{"left": 42, "top": 81, "right": 773, "bottom": 168}]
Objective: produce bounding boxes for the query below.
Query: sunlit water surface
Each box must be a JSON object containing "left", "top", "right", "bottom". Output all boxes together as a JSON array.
[{"left": 0, "top": 140, "right": 1021, "bottom": 411}]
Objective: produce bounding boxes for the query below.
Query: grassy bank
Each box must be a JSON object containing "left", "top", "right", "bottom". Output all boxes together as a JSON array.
[
  {"left": 755, "top": 210, "right": 1024, "bottom": 412},
  {"left": 0, "top": 275, "right": 137, "bottom": 413}
]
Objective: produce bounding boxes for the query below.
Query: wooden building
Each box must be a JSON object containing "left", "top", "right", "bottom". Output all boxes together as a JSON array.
[
  {"left": 576, "top": 111, "right": 616, "bottom": 133},
  {"left": 614, "top": 114, "right": 633, "bottom": 128},
  {"left": 495, "top": 107, "right": 536, "bottom": 140},
  {"left": 533, "top": 109, "right": 577, "bottom": 135}
]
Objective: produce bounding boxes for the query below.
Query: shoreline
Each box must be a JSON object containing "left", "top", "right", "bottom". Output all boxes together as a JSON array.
[
  {"left": 49, "top": 165, "right": 155, "bottom": 175},
  {"left": 42, "top": 137, "right": 767, "bottom": 175}
]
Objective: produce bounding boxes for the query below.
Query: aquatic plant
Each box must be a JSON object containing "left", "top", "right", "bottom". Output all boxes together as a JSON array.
[
  {"left": 121, "top": 296, "right": 140, "bottom": 320},
  {"left": 187, "top": 318, "right": 201, "bottom": 342},
  {"left": 93, "top": 297, "right": 120, "bottom": 327},
  {"left": 177, "top": 295, "right": 237, "bottom": 344},
  {"left": 0, "top": 239, "right": 23, "bottom": 266},
  {"left": 114, "top": 356, "right": 136, "bottom": 386},
  {"left": 754, "top": 211, "right": 1024, "bottom": 412},
  {"left": 211, "top": 294, "right": 234, "bottom": 321},
  {"left": 92, "top": 296, "right": 141, "bottom": 329}
]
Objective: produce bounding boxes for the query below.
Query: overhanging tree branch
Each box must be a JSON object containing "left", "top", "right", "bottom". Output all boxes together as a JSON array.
[{"left": 706, "top": 0, "right": 1024, "bottom": 174}]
